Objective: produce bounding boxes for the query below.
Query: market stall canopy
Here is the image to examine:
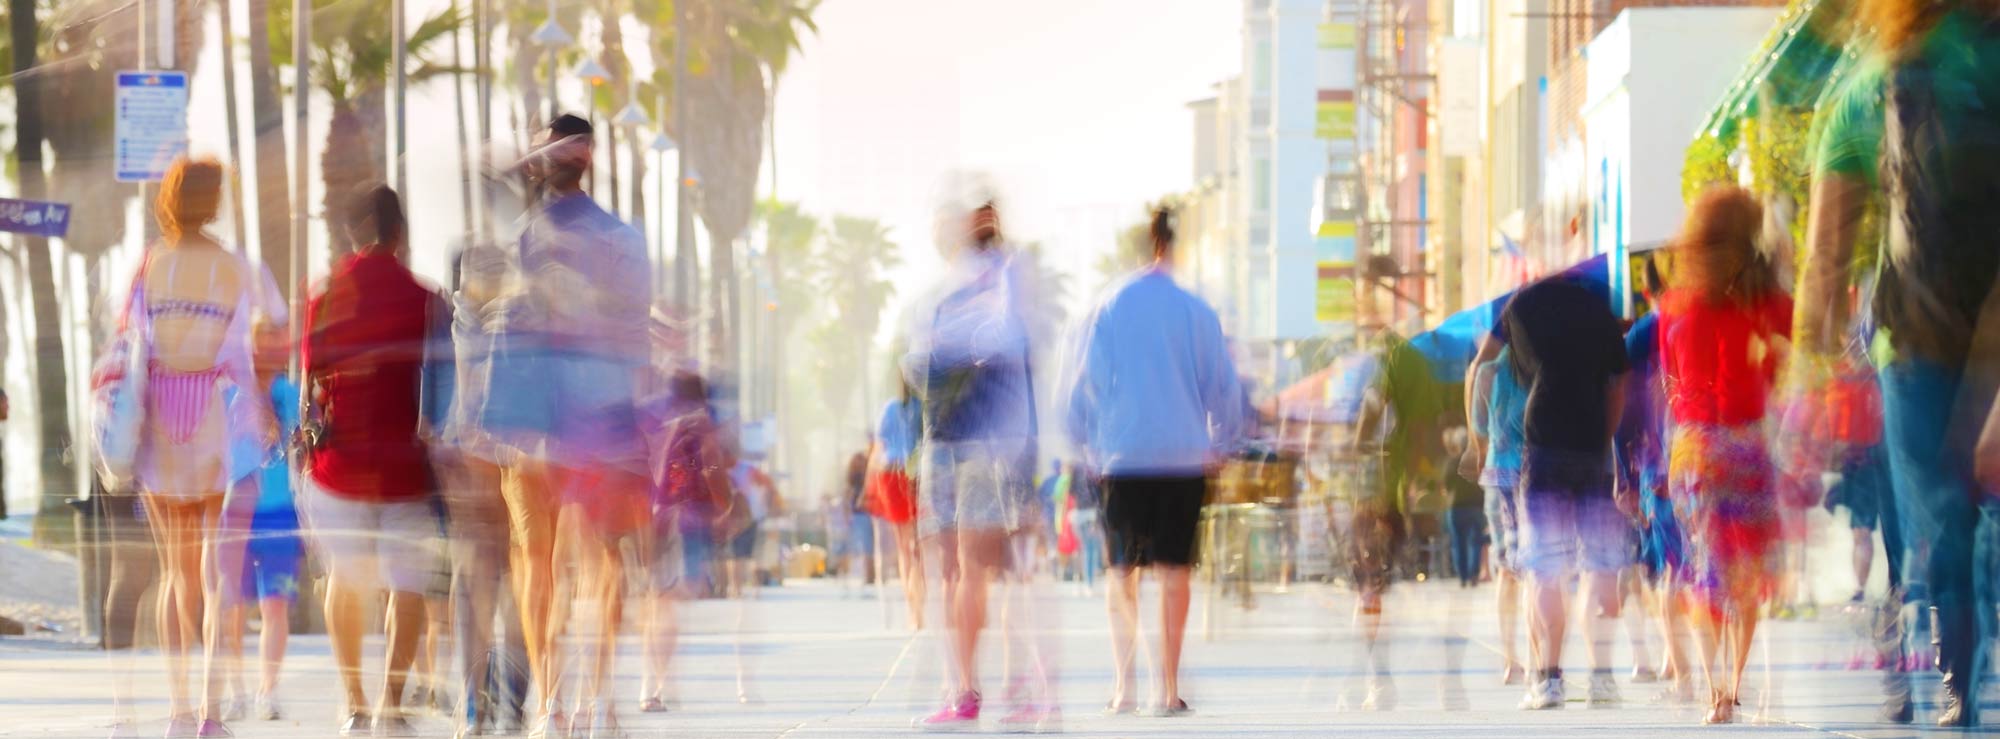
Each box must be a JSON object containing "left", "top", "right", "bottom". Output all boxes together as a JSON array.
[
  {"left": 1262, "top": 352, "right": 1380, "bottom": 425},
  {"left": 1407, "top": 253, "right": 1613, "bottom": 383}
]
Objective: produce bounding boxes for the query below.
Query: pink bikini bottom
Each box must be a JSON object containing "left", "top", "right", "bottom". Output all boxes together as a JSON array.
[{"left": 149, "top": 363, "right": 225, "bottom": 445}]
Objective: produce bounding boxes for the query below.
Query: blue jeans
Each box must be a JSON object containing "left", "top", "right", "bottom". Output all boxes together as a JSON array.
[
  {"left": 1877, "top": 359, "right": 1989, "bottom": 612},
  {"left": 1445, "top": 506, "right": 1487, "bottom": 586}
]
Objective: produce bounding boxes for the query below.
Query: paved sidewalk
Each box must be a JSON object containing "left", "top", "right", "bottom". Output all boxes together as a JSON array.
[{"left": 0, "top": 578, "right": 1986, "bottom": 737}]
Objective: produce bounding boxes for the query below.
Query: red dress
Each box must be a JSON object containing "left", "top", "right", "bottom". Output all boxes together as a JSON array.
[{"left": 1658, "top": 288, "right": 1791, "bottom": 614}]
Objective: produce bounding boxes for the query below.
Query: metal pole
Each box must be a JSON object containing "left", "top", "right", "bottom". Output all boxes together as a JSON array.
[
  {"left": 607, "top": 100, "right": 619, "bottom": 215},
  {"left": 156, "top": 0, "right": 174, "bottom": 69},
  {"left": 475, "top": 0, "right": 494, "bottom": 243},
  {"left": 546, "top": 47, "right": 558, "bottom": 123},
  {"left": 392, "top": 0, "right": 407, "bottom": 194},
  {"left": 672, "top": 5, "right": 694, "bottom": 309},
  {"left": 218, "top": 0, "right": 249, "bottom": 252},
  {"left": 290, "top": 0, "right": 309, "bottom": 376},
  {"left": 450, "top": 0, "right": 473, "bottom": 239},
  {"left": 656, "top": 94, "right": 667, "bottom": 294}
]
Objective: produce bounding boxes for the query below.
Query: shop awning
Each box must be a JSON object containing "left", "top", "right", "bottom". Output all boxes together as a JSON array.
[
  {"left": 1696, "top": 0, "right": 1853, "bottom": 142},
  {"left": 1406, "top": 253, "right": 1613, "bottom": 383},
  {"left": 1263, "top": 352, "right": 1379, "bottom": 425}
]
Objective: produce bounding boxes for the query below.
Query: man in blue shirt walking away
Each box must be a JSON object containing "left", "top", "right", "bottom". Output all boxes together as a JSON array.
[{"left": 1065, "top": 207, "right": 1245, "bottom": 718}]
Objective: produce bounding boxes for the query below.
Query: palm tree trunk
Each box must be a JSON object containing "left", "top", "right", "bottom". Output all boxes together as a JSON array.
[
  {"left": 248, "top": 0, "right": 294, "bottom": 298},
  {"left": 322, "top": 99, "right": 382, "bottom": 258},
  {"left": 511, "top": 25, "right": 541, "bottom": 145},
  {"left": 218, "top": 0, "right": 249, "bottom": 251},
  {"left": 451, "top": 0, "right": 474, "bottom": 240},
  {"left": 11, "top": 0, "right": 78, "bottom": 542},
  {"left": 627, "top": 129, "right": 646, "bottom": 243},
  {"left": 708, "top": 223, "right": 738, "bottom": 373}
]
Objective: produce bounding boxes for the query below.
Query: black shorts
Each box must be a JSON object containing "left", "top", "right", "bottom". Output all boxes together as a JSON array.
[{"left": 1101, "top": 475, "right": 1206, "bottom": 568}]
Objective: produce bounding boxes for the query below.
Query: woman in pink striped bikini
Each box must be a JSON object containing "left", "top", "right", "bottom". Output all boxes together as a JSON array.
[{"left": 123, "top": 157, "right": 278, "bottom": 738}]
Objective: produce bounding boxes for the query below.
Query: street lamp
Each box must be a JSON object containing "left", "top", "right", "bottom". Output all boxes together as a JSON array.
[
  {"left": 573, "top": 58, "right": 611, "bottom": 87},
  {"left": 530, "top": 0, "right": 570, "bottom": 123},
  {"left": 611, "top": 84, "right": 649, "bottom": 220},
  {"left": 573, "top": 58, "right": 611, "bottom": 198}
]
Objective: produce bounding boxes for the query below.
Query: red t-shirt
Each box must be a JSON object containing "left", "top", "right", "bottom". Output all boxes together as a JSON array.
[
  {"left": 302, "top": 251, "right": 441, "bottom": 502},
  {"left": 1658, "top": 288, "right": 1793, "bottom": 427}
]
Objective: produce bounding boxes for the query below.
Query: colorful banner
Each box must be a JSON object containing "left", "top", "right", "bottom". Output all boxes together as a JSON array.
[
  {"left": 1319, "top": 22, "right": 1356, "bottom": 50},
  {"left": 1316, "top": 220, "right": 1358, "bottom": 323},
  {"left": 1317, "top": 90, "right": 1356, "bottom": 140}
]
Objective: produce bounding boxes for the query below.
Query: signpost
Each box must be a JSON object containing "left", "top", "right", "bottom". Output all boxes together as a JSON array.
[
  {"left": 114, "top": 71, "right": 190, "bottom": 183},
  {"left": 0, "top": 198, "right": 71, "bottom": 239}
]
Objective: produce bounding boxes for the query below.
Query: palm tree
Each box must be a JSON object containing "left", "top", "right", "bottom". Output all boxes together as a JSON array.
[
  {"left": 754, "top": 198, "right": 817, "bottom": 483},
  {"left": 6, "top": 0, "right": 75, "bottom": 540},
  {"left": 6, "top": 0, "right": 209, "bottom": 537},
  {"left": 651, "top": 0, "right": 818, "bottom": 369},
  {"left": 248, "top": 0, "right": 293, "bottom": 298},
  {"left": 500, "top": 0, "right": 582, "bottom": 142},
  {"left": 272, "top": 0, "right": 463, "bottom": 253},
  {"left": 807, "top": 214, "right": 898, "bottom": 423}
]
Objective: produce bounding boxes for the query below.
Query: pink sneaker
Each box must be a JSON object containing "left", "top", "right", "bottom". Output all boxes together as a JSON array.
[{"left": 914, "top": 691, "right": 980, "bottom": 732}]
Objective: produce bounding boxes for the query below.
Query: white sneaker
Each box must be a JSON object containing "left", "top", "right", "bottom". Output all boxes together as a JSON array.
[
  {"left": 1362, "top": 678, "right": 1397, "bottom": 711},
  {"left": 1520, "top": 677, "right": 1565, "bottom": 710},
  {"left": 256, "top": 695, "right": 282, "bottom": 721},
  {"left": 1588, "top": 672, "right": 1621, "bottom": 706}
]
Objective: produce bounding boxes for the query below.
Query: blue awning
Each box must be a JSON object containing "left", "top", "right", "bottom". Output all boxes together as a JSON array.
[{"left": 1408, "top": 253, "right": 1613, "bottom": 383}]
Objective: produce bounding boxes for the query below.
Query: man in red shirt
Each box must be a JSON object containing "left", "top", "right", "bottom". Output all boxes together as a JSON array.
[{"left": 299, "top": 185, "right": 446, "bottom": 738}]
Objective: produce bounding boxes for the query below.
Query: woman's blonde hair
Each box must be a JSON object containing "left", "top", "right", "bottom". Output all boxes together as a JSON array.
[
  {"left": 155, "top": 157, "right": 224, "bottom": 244},
  {"left": 1671, "top": 185, "right": 1778, "bottom": 306}
]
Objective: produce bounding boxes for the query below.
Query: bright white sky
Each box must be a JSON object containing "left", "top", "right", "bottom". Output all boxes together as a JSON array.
[
  {"left": 769, "top": 0, "right": 1242, "bottom": 317},
  {"left": 0, "top": 0, "right": 1244, "bottom": 514}
]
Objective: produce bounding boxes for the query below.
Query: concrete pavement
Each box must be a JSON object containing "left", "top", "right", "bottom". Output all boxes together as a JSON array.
[{"left": 0, "top": 577, "right": 1988, "bottom": 738}]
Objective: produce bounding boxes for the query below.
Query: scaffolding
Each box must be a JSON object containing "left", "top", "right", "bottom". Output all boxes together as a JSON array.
[{"left": 1345, "top": 0, "right": 1436, "bottom": 331}]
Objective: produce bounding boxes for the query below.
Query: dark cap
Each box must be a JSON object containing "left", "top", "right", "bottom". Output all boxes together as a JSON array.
[{"left": 549, "top": 113, "right": 593, "bottom": 139}]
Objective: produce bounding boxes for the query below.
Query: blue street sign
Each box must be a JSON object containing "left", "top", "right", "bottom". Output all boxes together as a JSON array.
[{"left": 0, "top": 198, "right": 72, "bottom": 238}]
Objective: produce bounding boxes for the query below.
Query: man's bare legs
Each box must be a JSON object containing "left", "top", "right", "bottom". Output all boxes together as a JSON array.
[
  {"left": 323, "top": 564, "right": 372, "bottom": 717},
  {"left": 929, "top": 529, "right": 965, "bottom": 697},
  {"left": 894, "top": 522, "right": 926, "bottom": 630},
  {"left": 1157, "top": 565, "right": 1192, "bottom": 708},
  {"left": 380, "top": 590, "right": 427, "bottom": 720},
  {"left": 951, "top": 529, "right": 1008, "bottom": 698},
  {"left": 1529, "top": 574, "right": 1568, "bottom": 683},
  {"left": 1657, "top": 568, "right": 1693, "bottom": 697},
  {"left": 1584, "top": 569, "right": 1623, "bottom": 702},
  {"left": 502, "top": 464, "right": 564, "bottom": 728},
  {"left": 1496, "top": 568, "right": 1525, "bottom": 683},
  {"left": 1851, "top": 527, "right": 1874, "bottom": 598},
  {"left": 1105, "top": 566, "right": 1141, "bottom": 710},
  {"left": 1356, "top": 587, "right": 1394, "bottom": 708},
  {"left": 1621, "top": 568, "right": 1655, "bottom": 679},
  {"left": 255, "top": 597, "right": 291, "bottom": 706},
  {"left": 573, "top": 514, "right": 628, "bottom": 725},
  {"left": 640, "top": 591, "right": 679, "bottom": 709}
]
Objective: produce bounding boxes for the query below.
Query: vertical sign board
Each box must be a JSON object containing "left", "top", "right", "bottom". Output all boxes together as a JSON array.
[
  {"left": 1315, "top": 221, "right": 1358, "bottom": 324},
  {"left": 115, "top": 71, "right": 190, "bottom": 183},
  {"left": 1317, "top": 22, "right": 1358, "bottom": 141}
]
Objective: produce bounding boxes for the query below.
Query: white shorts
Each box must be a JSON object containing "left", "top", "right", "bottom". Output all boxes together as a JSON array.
[{"left": 299, "top": 474, "right": 440, "bottom": 594}]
